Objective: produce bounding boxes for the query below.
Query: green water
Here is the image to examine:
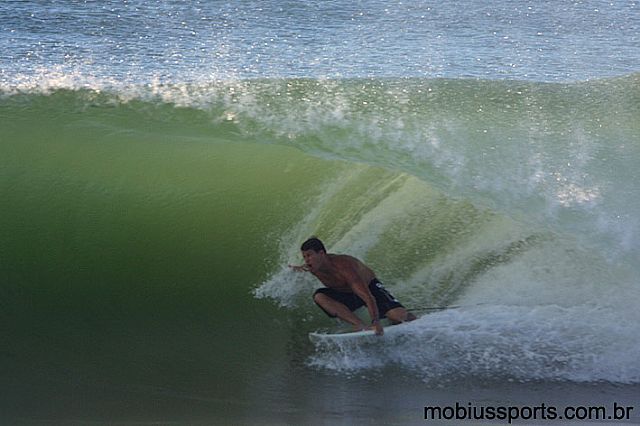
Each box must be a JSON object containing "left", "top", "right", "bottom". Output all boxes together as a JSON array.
[{"left": 1, "top": 80, "right": 639, "bottom": 423}]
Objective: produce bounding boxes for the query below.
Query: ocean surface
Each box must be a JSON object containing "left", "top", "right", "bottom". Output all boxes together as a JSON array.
[{"left": 1, "top": 1, "right": 639, "bottom": 424}]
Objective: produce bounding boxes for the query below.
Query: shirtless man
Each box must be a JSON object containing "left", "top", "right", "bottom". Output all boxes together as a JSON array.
[{"left": 290, "top": 237, "right": 415, "bottom": 335}]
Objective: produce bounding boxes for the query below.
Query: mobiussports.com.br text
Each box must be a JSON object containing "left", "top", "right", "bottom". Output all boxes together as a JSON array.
[{"left": 424, "top": 402, "right": 634, "bottom": 423}]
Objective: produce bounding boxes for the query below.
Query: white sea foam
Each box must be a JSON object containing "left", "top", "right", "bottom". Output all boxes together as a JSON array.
[{"left": 309, "top": 302, "right": 640, "bottom": 383}]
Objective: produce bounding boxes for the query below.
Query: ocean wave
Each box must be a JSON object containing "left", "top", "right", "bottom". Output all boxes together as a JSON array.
[
  {"left": 2, "top": 75, "right": 638, "bottom": 383},
  {"left": 4, "top": 74, "right": 638, "bottom": 256}
]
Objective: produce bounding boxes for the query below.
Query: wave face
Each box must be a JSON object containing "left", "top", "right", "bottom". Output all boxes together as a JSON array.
[{"left": 2, "top": 75, "right": 640, "bottom": 390}]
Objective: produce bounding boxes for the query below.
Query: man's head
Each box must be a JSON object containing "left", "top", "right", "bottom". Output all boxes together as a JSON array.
[
  {"left": 300, "top": 236, "right": 326, "bottom": 253},
  {"left": 301, "top": 237, "right": 327, "bottom": 272}
]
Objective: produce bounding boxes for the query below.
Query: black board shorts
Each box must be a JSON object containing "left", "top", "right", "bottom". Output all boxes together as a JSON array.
[{"left": 313, "top": 278, "right": 404, "bottom": 318}]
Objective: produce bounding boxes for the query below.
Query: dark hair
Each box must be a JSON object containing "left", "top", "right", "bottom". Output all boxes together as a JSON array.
[{"left": 301, "top": 236, "right": 326, "bottom": 253}]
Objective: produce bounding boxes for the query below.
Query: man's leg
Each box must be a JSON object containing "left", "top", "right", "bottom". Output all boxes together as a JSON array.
[
  {"left": 385, "top": 307, "right": 417, "bottom": 324},
  {"left": 313, "top": 292, "right": 367, "bottom": 330}
]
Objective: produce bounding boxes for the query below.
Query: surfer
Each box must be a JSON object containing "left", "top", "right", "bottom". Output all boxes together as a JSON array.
[{"left": 290, "top": 237, "right": 416, "bottom": 335}]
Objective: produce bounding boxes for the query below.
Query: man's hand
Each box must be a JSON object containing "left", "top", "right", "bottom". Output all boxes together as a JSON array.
[
  {"left": 372, "top": 320, "right": 384, "bottom": 336},
  {"left": 288, "top": 264, "right": 309, "bottom": 272}
]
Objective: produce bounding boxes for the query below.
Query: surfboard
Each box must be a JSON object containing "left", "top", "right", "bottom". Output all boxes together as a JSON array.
[{"left": 308, "top": 319, "right": 415, "bottom": 344}]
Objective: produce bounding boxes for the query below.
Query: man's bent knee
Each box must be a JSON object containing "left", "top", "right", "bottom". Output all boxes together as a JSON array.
[
  {"left": 313, "top": 292, "right": 328, "bottom": 305},
  {"left": 313, "top": 292, "right": 339, "bottom": 318}
]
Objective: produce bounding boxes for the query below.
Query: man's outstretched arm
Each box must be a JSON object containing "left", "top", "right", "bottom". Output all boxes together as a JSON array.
[{"left": 288, "top": 264, "right": 309, "bottom": 272}]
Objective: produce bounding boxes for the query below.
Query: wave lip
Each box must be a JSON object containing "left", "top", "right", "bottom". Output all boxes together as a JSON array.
[{"left": 16, "top": 75, "right": 634, "bottom": 261}]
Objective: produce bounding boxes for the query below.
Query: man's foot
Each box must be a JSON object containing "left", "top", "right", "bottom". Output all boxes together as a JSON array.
[
  {"left": 386, "top": 307, "right": 417, "bottom": 324},
  {"left": 351, "top": 323, "right": 370, "bottom": 332}
]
